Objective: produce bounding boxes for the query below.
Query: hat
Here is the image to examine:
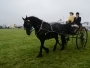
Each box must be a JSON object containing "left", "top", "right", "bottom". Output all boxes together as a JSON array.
[
  {"left": 69, "top": 12, "right": 74, "bottom": 15},
  {"left": 76, "top": 12, "right": 79, "bottom": 14}
]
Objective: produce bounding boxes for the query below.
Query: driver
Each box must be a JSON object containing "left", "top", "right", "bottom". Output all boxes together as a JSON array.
[
  {"left": 72, "top": 12, "right": 82, "bottom": 33},
  {"left": 74, "top": 12, "right": 81, "bottom": 26}
]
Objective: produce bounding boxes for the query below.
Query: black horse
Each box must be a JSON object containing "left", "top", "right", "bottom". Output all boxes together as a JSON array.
[{"left": 22, "top": 16, "right": 67, "bottom": 57}]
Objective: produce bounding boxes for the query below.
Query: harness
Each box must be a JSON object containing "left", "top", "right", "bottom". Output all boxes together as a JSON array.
[{"left": 35, "top": 21, "right": 54, "bottom": 35}]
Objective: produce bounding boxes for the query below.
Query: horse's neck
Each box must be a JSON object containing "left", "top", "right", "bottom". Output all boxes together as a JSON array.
[{"left": 32, "top": 19, "right": 42, "bottom": 32}]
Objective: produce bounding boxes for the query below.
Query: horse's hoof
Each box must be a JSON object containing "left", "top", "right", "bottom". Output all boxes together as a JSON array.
[
  {"left": 37, "top": 54, "right": 43, "bottom": 58},
  {"left": 46, "top": 48, "right": 49, "bottom": 53}
]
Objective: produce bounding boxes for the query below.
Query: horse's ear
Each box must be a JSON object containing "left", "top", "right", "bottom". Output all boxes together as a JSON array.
[
  {"left": 22, "top": 17, "right": 24, "bottom": 20},
  {"left": 26, "top": 15, "right": 27, "bottom": 18}
]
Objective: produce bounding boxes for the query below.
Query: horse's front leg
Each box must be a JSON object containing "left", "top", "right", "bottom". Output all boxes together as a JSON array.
[
  {"left": 37, "top": 40, "right": 44, "bottom": 57},
  {"left": 37, "top": 40, "right": 49, "bottom": 58},
  {"left": 43, "top": 46, "right": 49, "bottom": 53},
  {"left": 41, "top": 40, "right": 49, "bottom": 53}
]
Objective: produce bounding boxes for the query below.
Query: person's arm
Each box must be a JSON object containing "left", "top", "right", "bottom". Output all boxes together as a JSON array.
[
  {"left": 71, "top": 16, "right": 75, "bottom": 23},
  {"left": 79, "top": 17, "right": 81, "bottom": 22},
  {"left": 73, "top": 17, "right": 76, "bottom": 24},
  {"left": 79, "top": 17, "right": 82, "bottom": 26},
  {"left": 66, "top": 16, "right": 70, "bottom": 23},
  {"left": 67, "top": 16, "right": 70, "bottom": 22}
]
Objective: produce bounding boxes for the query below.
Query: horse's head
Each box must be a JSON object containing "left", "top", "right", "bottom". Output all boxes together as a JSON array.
[{"left": 22, "top": 16, "right": 33, "bottom": 35}]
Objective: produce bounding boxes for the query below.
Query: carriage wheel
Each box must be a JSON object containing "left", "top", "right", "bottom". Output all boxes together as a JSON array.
[{"left": 76, "top": 27, "right": 88, "bottom": 49}]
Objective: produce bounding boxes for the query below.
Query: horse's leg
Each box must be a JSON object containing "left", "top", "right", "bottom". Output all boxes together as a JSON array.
[
  {"left": 57, "top": 34, "right": 62, "bottom": 46},
  {"left": 43, "top": 46, "right": 49, "bottom": 53},
  {"left": 61, "top": 34, "right": 66, "bottom": 50},
  {"left": 58, "top": 40, "right": 61, "bottom": 46},
  {"left": 37, "top": 40, "right": 44, "bottom": 57},
  {"left": 37, "top": 40, "right": 49, "bottom": 57},
  {"left": 53, "top": 35, "right": 58, "bottom": 51}
]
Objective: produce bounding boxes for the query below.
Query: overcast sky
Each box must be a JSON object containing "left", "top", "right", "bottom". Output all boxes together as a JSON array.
[{"left": 0, "top": 0, "right": 90, "bottom": 26}]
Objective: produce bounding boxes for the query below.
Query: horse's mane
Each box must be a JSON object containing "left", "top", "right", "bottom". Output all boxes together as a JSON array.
[
  {"left": 28, "top": 16, "right": 43, "bottom": 22},
  {"left": 28, "top": 16, "right": 50, "bottom": 25}
]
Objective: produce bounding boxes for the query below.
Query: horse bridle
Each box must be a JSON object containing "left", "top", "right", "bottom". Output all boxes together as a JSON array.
[{"left": 26, "top": 19, "right": 54, "bottom": 35}]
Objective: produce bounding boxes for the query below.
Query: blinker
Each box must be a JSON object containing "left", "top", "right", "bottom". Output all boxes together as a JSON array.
[{"left": 27, "top": 20, "right": 30, "bottom": 22}]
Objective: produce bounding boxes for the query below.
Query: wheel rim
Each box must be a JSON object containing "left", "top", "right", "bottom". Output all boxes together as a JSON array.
[{"left": 76, "top": 27, "right": 88, "bottom": 49}]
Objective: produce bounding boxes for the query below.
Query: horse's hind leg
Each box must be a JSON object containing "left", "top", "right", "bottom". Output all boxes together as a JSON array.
[
  {"left": 61, "top": 34, "right": 66, "bottom": 50},
  {"left": 53, "top": 36, "right": 58, "bottom": 51},
  {"left": 57, "top": 34, "right": 62, "bottom": 46}
]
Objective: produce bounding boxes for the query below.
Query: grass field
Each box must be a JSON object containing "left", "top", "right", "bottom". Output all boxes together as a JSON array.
[{"left": 0, "top": 29, "right": 90, "bottom": 68}]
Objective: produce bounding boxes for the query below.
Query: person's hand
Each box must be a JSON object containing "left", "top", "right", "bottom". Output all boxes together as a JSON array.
[{"left": 66, "top": 21, "right": 68, "bottom": 24}]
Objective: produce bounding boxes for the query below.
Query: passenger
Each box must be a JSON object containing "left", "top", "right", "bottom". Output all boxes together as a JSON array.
[{"left": 66, "top": 12, "right": 75, "bottom": 24}]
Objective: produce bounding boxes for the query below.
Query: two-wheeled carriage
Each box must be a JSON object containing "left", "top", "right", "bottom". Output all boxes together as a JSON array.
[{"left": 58, "top": 24, "right": 88, "bottom": 49}]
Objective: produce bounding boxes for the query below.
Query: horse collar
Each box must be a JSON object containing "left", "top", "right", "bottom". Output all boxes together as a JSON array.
[{"left": 35, "top": 21, "right": 44, "bottom": 34}]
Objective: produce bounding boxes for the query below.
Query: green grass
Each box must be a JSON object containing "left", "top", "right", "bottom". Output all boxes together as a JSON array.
[{"left": 0, "top": 29, "right": 90, "bottom": 68}]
